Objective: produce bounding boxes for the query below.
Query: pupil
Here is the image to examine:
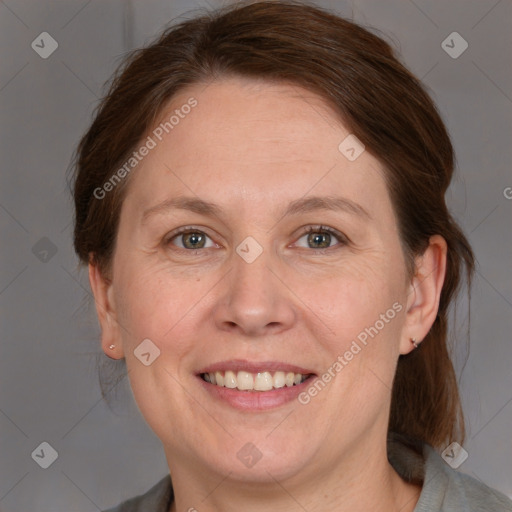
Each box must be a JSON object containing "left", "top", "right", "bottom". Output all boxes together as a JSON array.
[
  {"left": 308, "top": 232, "right": 330, "bottom": 249},
  {"left": 184, "top": 232, "right": 205, "bottom": 249}
]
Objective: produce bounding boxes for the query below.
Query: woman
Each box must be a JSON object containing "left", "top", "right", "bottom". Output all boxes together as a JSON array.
[{"left": 71, "top": 1, "right": 512, "bottom": 511}]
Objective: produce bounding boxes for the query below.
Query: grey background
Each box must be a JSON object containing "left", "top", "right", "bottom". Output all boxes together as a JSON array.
[{"left": 1, "top": 0, "right": 511, "bottom": 510}]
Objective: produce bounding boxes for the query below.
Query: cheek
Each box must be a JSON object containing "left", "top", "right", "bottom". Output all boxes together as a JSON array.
[
  {"left": 304, "top": 265, "right": 406, "bottom": 412},
  {"left": 295, "top": 250, "right": 408, "bottom": 402},
  {"left": 113, "top": 261, "right": 205, "bottom": 354},
  {"left": 296, "top": 250, "right": 404, "bottom": 331},
  {"left": 112, "top": 264, "right": 204, "bottom": 417}
]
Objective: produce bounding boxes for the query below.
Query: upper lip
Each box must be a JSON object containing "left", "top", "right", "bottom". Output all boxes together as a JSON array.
[{"left": 197, "top": 359, "right": 316, "bottom": 375}]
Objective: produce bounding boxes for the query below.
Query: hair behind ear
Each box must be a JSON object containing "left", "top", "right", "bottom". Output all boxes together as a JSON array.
[{"left": 390, "top": 316, "right": 466, "bottom": 447}]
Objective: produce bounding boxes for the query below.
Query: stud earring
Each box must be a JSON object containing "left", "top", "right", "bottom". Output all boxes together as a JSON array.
[
  {"left": 109, "top": 344, "right": 116, "bottom": 350},
  {"left": 411, "top": 338, "right": 420, "bottom": 349}
]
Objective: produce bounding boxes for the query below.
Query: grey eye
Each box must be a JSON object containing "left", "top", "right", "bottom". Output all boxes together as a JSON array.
[{"left": 171, "top": 231, "right": 215, "bottom": 250}]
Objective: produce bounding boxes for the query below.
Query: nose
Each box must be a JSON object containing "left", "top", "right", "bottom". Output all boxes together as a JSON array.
[{"left": 213, "top": 248, "right": 297, "bottom": 337}]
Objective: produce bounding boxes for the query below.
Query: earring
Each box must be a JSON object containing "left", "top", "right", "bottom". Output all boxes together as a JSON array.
[
  {"left": 411, "top": 338, "right": 420, "bottom": 349},
  {"left": 109, "top": 344, "right": 116, "bottom": 350}
]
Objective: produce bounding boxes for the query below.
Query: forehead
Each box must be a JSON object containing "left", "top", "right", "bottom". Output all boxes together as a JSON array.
[{"left": 122, "top": 77, "right": 392, "bottom": 223}]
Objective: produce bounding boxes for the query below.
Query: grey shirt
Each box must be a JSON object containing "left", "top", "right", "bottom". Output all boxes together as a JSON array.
[{"left": 105, "top": 437, "right": 512, "bottom": 511}]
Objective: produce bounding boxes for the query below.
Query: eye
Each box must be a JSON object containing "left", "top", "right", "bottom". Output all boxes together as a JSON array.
[
  {"left": 166, "top": 228, "right": 216, "bottom": 250},
  {"left": 295, "top": 226, "right": 346, "bottom": 250},
  {"left": 164, "top": 225, "right": 346, "bottom": 253}
]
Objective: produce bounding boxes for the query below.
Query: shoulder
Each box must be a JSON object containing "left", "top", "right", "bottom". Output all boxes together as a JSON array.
[
  {"left": 103, "top": 475, "right": 173, "bottom": 512},
  {"left": 388, "top": 433, "right": 512, "bottom": 512},
  {"left": 418, "top": 444, "right": 512, "bottom": 512}
]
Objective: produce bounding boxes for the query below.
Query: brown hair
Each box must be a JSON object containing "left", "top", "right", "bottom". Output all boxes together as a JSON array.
[{"left": 71, "top": 0, "right": 474, "bottom": 449}]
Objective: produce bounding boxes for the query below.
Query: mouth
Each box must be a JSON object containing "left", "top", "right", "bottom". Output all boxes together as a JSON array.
[
  {"left": 196, "top": 360, "right": 317, "bottom": 410},
  {"left": 200, "top": 370, "right": 313, "bottom": 391}
]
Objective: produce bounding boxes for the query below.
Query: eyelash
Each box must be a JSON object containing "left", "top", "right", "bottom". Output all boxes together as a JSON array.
[{"left": 164, "top": 225, "right": 348, "bottom": 255}]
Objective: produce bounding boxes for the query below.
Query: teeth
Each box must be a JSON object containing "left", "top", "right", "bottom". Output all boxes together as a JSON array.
[
  {"left": 273, "top": 371, "right": 285, "bottom": 388},
  {"left": 224, "top": 370, "right": 237, "bottom": 389},
  {"left": 237, "top": 371, "right": 254, "bottom": 390},
  {"left": 254, "top": 371, "right": 273, "bottom": 391},
  {"left": 202, "top": 370, "right": 309, "bottom": 391}
]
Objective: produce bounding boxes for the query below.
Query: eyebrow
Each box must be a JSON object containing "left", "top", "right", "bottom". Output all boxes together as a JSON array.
[{"left": 141, "top": 194, "right": 371, "bottom": 225}]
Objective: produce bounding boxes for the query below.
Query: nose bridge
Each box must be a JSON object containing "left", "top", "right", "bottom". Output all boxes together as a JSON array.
[
  {"left": 230, "top": 242, "right": 276, "bottom": 312},
  {"left": 231, "top": 246, "right": 272, "bottom": 301},
  {"left": 214, "top": 238, "right": 296, "bottom": 335}
]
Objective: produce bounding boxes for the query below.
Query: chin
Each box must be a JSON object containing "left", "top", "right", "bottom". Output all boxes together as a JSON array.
[{"left": 201, "top": 433, "right": 318, "bottom": 484}]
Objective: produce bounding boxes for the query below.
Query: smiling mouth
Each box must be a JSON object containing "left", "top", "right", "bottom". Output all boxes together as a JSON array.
[{"left": 200, "top": 370, "right": 314, "bottom": 391}]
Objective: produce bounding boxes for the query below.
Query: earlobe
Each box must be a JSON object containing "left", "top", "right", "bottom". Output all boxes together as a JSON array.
[
  {"left": 88, "top": 261, "right": 124, "bottom": 359},
  {"left": 400, "top": 235, "right": 447, "bottom": 355}
]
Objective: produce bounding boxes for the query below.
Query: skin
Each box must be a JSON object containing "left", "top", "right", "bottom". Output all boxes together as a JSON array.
[{"left": 89, "top": 77, "right": 447, "bottom": 512}]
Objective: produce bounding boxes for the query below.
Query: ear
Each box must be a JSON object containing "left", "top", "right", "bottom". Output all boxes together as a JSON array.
[
  {"left": 88, "top": 260, "right": 125, "bottom": 359},
  {"left": 400, "top": 235, "right": 447, "bottom": 355}
]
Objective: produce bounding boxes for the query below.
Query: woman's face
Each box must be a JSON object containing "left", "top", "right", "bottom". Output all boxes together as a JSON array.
[{"left": 98, "top": 77, "right": 421, "bottom": 482}]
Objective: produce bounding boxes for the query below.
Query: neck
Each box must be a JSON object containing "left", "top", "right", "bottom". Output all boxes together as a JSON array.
[{"left": 166, "top": 438, "right": 421, "bottom": 512}]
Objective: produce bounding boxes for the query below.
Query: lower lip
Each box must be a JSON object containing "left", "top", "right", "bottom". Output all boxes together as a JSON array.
[{"left": 198, "top": 375, "right": 316, "bottom": 411}]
